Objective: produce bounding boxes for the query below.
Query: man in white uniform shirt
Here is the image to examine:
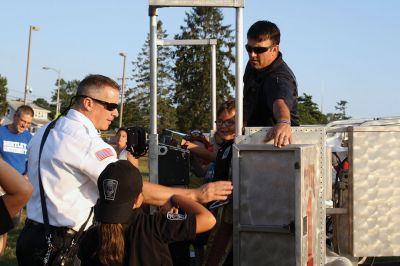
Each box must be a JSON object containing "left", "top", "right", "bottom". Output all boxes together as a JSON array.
[{"left": 16, "top": 74, "right": 232, "bottom": 265}]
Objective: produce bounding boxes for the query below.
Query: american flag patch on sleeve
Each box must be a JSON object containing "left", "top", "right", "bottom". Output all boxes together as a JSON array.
[{"left": 95, "top": 148, "right": 114, "bottom": 161}]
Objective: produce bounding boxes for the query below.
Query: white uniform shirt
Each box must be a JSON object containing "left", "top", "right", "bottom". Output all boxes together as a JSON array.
[{"left": 26, "top": 109, "right": 118, "bottom": 230}]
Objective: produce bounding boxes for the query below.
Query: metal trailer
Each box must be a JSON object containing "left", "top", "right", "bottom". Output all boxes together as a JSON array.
[{"left": 234, "top": 120, "right": 400, "bottom": 265}]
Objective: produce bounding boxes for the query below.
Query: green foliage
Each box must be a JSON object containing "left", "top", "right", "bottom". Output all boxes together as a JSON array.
[
  {"left": 126, "top": 20, "right": 176, "bottom": 130},
  {"left": 0, "top": 75, "right": 9, "bottom": 117},
  {"left": 173, "top": 7, "right": 235, "bottom": 132},
  {"left": 33, "top": 97, "right": 51, "bottom": 109},
  {"left": 327, "top": 100, "right": 351, "bottom": 122},
  {"left": 51, "top": 79, "right": 80, "bottom": 114},
  {"left": 298, "top": 93, "right": 327, "bottom": 124}
]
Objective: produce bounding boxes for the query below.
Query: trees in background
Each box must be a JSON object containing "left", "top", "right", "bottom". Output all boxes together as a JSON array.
[
  {"left": 124, "top": 20, "right": 177, "bottom": 130},
  {"left": 0, "top": 75, "right": 9, "bottom": 117},
  {"left": 51, "top": 79, "right": 80, "bottom": 114},
  {"left": 327, "top": 100, "right": 351, "bottom": 122},
  {"left": 297, "top": 93, "right": 327, "bottom": 125},
  {"left": 173, "top": 7, "right": 235, "bottom": 132}
]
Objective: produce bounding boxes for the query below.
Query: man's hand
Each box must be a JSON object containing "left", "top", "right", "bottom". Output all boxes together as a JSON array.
[
  {"left": 195, "top": 181, "right": 233, "bottom": 204},
  {"left": 265, "top": 123, "right": 292, "bottom": 148}
]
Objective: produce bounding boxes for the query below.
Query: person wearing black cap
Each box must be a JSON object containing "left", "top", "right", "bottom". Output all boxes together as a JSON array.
[{"left": 78, "top": 160, "right": 216, "bottom": 266}]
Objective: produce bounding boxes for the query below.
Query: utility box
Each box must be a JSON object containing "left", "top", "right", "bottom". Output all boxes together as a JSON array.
[{"left": 232, "top": 144, "right": 321, "bottom": 266}]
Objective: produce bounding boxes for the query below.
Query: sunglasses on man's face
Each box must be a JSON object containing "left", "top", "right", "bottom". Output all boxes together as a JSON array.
[
  {"left": 245, "top": 44, "right": 274, "bottom": 54},
  {"left": 77, "top": 94, "right": 119, "bottom": 111}
]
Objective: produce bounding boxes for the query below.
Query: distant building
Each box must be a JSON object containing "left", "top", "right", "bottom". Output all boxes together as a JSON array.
[{"left": 1, "top": 100, "right": 51, "bottom": 134}]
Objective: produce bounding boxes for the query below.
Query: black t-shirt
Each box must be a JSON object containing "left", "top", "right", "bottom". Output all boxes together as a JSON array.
[
  {"left": 78, "top": 208, "right": 196, "bottom": 266},
  {"left": 213, "top": 140, "right": 234, "bottom": 182},
  {"left": 0, "top": 196, "right": 14, "bottom": 234},
  {"left": 243, "top": 52, "right": 299, "bottom": 127}
]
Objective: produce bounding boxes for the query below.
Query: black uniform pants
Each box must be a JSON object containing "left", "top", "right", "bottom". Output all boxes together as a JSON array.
[{"left": 16, "top": 219, "right": 76, "bottom": 266}]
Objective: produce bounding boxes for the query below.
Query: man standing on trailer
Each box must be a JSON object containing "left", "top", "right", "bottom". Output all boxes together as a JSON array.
[{"left": 243, "top": 20, "right": 299, "bottom": 147}]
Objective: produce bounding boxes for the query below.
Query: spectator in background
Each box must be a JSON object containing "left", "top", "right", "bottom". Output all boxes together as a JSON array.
[
  {"left": 115, "top": 127, "right": 139, "bottom": 168},
  {"left": 0, "top": 104, "right": 33, "bottom": 254},
  {"left": 0, "top": 159, "right": 33, "bottom": 255},
  {"left": 0, "top": 105, "right": 34, "bottom": 175}
]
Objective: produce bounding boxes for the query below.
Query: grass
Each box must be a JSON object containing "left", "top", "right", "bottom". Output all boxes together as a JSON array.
[
  {"left": 0, "top": 211, "right": 25, "bottom": 266},
  {"left": 0, "top": 156, "right": 149, "bottom": 265}
]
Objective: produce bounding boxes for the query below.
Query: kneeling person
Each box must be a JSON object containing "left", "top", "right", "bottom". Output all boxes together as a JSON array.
[{"left": 78, "top": 160, "right": 216, "bottom": 266}]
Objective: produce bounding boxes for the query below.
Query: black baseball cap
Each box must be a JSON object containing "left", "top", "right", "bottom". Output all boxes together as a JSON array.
[{"left": 95, "top": 160, "right": 143, "bottom": 224}]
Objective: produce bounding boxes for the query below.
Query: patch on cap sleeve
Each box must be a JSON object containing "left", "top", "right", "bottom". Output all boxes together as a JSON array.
[{"left": 95, "top": 148, "right": 114, "bottom": 161}]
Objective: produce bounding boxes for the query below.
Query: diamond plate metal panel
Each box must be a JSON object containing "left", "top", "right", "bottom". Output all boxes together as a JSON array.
[{"left": 349, "top": 126, "right": 400, "bottom": 256}]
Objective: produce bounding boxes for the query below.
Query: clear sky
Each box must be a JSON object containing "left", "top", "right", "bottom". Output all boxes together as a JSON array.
[{"left": 1, "top": 0, "right": 399, "bottom": 119}]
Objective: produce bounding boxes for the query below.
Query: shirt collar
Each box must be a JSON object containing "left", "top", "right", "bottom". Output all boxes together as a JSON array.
[
  {"left": 66, "top": 109, "right": 99, "bottom": 136},
  {"left": 256, "top": 52, "right": 283, "bottom": 74}
]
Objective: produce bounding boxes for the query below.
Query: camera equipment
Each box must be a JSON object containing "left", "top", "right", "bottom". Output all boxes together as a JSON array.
[
  {"left": 158, "top": 144, "right": 190, "bottom": 186},
  {"left": 158, "top": 129, "right": 191, "bottom": 186},
  {"left": 126, "top": 127, "right": 148, "bottom": 158}
]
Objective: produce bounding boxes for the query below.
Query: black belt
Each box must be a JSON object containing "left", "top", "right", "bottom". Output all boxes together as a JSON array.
[{"left": 25, "top": 218, "right": 77, "bottom": 236}]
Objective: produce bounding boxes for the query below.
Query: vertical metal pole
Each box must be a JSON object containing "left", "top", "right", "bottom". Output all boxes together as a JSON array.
[
  {"left": 149, "top": 7, "right": 159, "bottom": 184},
  {"left": 235, "top": 8, "right": 244, "bottom": 136},
  {"left": 211, "top": 43, "right": 217, "bottom": 131},
  {"left": 234, "top": 7, "right": 244, "bottom": 266},
  {"left": 119, "top": 54, "right": 127, "bottom": 128},
  {"left": 56, "top": 72, "right": 61, "bottom": 116},
  {"left": 24, "top": 26, "right": 33, "bottom": 104}
]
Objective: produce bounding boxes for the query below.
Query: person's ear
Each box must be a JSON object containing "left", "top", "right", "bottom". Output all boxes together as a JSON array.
[{"left": 82, "top": 97, "right": 94, "bottom": 111}]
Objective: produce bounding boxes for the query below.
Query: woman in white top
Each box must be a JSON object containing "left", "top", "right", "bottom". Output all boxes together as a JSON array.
[{"left": 115, "top": 127, "right": 139, "bottom": 168}]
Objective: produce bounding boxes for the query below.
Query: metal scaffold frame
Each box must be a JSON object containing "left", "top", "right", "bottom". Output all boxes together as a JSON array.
[{"left": 148, "top": 0, "right": 245, "bottom": 184}]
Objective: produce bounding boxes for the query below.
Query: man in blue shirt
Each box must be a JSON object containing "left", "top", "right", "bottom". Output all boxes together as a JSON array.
[{"left": 0, "top": 104, "right": 33, "bottom": 255}]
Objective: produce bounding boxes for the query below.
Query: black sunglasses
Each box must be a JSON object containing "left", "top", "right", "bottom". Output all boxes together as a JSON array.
[
  {"left": 245, "top": 44, "right": 274, "bottom": 54},
  {"left": 77, "top": 94, "right": 119, "bottom": 111}
]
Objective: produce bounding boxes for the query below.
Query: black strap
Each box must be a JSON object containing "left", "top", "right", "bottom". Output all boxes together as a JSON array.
[
  {"left": 38, "top": 119, "right": 57, "bottom": 237},
  {"left": 37, "top": 117, "right": 93, "bottom": 265}
]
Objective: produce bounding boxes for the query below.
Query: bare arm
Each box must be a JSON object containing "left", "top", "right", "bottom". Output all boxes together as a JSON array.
[
  {"left": 0, "top": 159, "right": 33, "bottom": 217},
  {"left": 126, "top": 152, "right": 140, "bottom": 169},
  {"left": 184, "top": 141, "right": 217, "bottom": 162},
  {"left": 166, "top": 194, "right": 216, "bottom": 233},
  {"left": 142, "top": 180, "right": 233, "bottom": 206},
  {"left": 265, "top": 99, "right": 292, "bottom": 148}
]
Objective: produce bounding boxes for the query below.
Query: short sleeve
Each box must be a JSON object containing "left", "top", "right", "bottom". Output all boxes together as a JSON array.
[
  {"left": 269, "top": 76, "right": 297, "bottom": 110},
  {"left": 80, "top": 138, "right": 118, "bottom": 183},
  {"left": 156, "top": 212, "right": 197, "bottom": 243},
  {"left": 0, "top": 196, "right": 14, "bottom": 234}
]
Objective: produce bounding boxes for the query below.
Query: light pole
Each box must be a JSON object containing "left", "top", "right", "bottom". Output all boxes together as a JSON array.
[
  {"left": 119, "top": 52, "right": 127, "bottom": 128},
  {"left": 42, "top": 67, "right": 61, "bottom": 117},
  {"left": 24, "top": 25, "right": 40, "bottom": 104}
]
